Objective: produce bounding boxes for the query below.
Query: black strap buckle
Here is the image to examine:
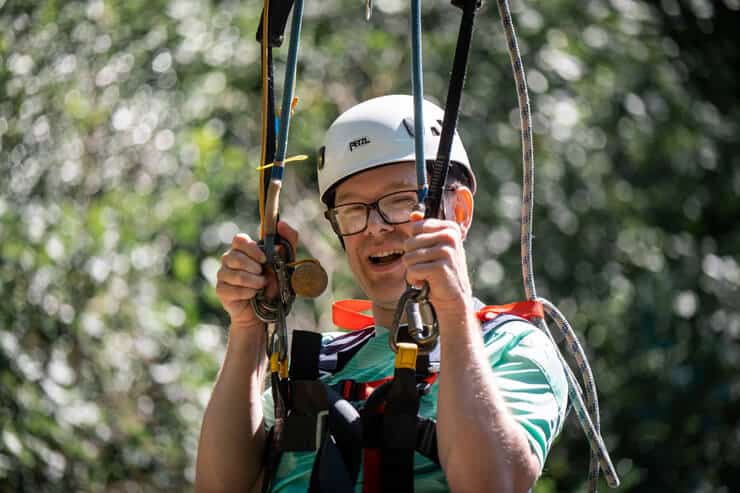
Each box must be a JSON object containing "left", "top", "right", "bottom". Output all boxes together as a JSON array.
[
  {"left": 415, "top": 418, "right": 439, "bottom": 464},
  {"left": 256, "top": 0, "right": 296, "bottom": 47},
  {"left": 450, "top": 0, "right": 482, "bottom": 11}
]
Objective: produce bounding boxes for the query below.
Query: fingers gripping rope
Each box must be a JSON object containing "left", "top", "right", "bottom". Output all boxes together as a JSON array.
[{"left": 495, "top": 0, "right": 620, "bottom": 489}]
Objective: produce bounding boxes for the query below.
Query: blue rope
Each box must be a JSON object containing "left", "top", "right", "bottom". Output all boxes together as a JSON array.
[
  {"left": 273, "top": 0, "right": 305, "bottom": 180},
  {"left": 410, "top": 0, "right": 428, "bottom": 204}
]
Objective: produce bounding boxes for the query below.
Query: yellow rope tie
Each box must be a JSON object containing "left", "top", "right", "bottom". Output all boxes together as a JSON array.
[
  {"left": 256, "top": 154, "right": 309, "bottom": 170},
  {"left": 290, "top": 96, "right": 299, "bottom": 116},
  {"left": 286, "top": 258, "right": 320, "bottom": 268},
  {"left": 259, "top": 97, "right": 303, "bottom": 170}
]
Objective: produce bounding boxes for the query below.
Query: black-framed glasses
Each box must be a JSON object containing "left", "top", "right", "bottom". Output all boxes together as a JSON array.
[{"left": 324, "top": 187, "right": 455, "bottom": 237}]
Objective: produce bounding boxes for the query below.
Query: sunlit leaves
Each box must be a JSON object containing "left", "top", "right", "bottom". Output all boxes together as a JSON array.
[{"left": 1, "top": 0, "right": 739, "bottom": 491}]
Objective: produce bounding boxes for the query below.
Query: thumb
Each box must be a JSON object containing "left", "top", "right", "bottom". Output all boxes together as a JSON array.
[{"left": 277, "top": 220, "right": 299, "bottom": 251}]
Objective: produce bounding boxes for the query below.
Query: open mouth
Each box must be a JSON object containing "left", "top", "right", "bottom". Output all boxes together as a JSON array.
[{"left": 368, "top": 249, "right": 404, "bottom": 265}]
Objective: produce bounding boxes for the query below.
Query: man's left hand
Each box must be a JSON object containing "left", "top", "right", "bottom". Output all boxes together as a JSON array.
[{"left": 403, "top": 211, "right": 473, "bottom": 318}]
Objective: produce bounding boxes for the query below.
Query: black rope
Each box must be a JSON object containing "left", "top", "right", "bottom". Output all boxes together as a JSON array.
[
  {"left": 426, "top": 0, "right": 480, "bottom": 219},
  {"left": 263, "top": 49, "right": 277, "bottom": 208}
]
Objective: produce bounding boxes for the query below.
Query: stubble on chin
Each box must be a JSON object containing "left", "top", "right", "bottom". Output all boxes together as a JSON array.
[
  {"left": 367, "top": 282, "right": 408, "bottom": 310},
  {"left": 347, "top": 248, "right": 408, "bottom": 308}
]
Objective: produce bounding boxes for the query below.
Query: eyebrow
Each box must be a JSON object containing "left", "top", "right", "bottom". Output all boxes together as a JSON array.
[{"left": 336, "top": 181, "right": 418, "bottom": 204}]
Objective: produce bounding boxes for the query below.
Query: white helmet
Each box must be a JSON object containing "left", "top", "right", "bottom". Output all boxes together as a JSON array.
[{"left": 317, "top": 94, "right": 475, "bottom": 203}]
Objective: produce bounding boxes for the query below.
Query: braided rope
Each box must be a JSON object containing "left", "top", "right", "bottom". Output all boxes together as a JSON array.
[
  {"left": 538, "top": 299, "right": 618, "bottom": 488},
  {"left": 495, "top": 0, "right": 620, "bottom": 489}
]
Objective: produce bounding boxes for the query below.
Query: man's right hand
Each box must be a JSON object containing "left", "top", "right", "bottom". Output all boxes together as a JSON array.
[
  {"left": 199, "top": 225, "right": 300, "bottom": 493},
  {"left": 216, "top": 221, "right": 299, "bottom": 329}
]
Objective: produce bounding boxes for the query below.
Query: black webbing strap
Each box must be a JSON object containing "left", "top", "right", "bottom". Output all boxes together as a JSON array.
[
  {"left": 284, "top": 330, "right": 325, "bottom": 451},
  {"left": 261, "top": 426, "right": 281, "bottom": 493},
  {"left": 358, "top": 366, "right": 422, "bottom": 493},
  {"left": 288, "top": 330, "right": 322, "bottom": 380},
  {"left": 256, "top": 0, "right": 296, "bottom": 47},
  {"left": 283, "top": 331, "right": 361, "bottom": 493},
  {"left": 381, "top": 365, "right": 420, "bottom": 492},
  {"left": 309, "top": 385, "right": 362, "bottom": 493},
  {"left": 310, "top": 434, "right": 355, "bottom": 493},
  {"left": 415, "top": 417, "right": 439, "bottom": 464},
  {"left": 426, "top": 0, "right": 481, "bottom": 218}
]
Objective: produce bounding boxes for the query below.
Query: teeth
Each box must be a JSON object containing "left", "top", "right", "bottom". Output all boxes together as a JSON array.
[{"left": 369, "top": 249, "right": 404, "bottom": 258}]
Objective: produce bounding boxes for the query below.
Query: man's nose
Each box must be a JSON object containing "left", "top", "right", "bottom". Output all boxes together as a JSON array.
[{"left": 365, "top": 207, "right": 392, "bottom": 234}]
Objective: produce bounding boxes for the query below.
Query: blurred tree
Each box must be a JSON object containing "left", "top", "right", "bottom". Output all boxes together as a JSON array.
[{"left": 0, "top": 0, "right": 738, "bottom": 491}]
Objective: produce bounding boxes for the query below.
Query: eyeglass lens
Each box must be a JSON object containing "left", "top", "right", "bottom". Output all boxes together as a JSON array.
[{"left": 332, "top": 190, "right": 419, "bottom": 235}]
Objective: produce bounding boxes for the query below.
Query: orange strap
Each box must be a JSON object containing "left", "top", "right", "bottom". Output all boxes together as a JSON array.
[
  {"left": 476, "top": 300, "right": 544, "bottom": 322},
  {"left": 332, "top": 299, "right": 374, "bottom": 330},
  {"left": 332, "top": 299, "right": 543, "bottom": 331}
]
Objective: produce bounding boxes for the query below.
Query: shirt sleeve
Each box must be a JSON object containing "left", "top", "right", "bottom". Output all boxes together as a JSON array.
[{"left": 484, "top": 320, "right": 568, "bottom": 471}]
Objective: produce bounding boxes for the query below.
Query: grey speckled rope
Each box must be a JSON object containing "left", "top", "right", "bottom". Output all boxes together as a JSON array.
[{"left": 495, "top": 0, "right": 620, "bottom": 489}]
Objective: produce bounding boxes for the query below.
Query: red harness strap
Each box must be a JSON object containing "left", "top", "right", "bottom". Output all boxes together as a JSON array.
[
  {"left": 341, "top": 377, "right": 389, "bottom": 402},
  {"left": 334, "top": 373, "right": 438, "bottom": 493},
  {"left": 339, "top": 373, "right": 439, "bottom": 402},
  {"left": 362, "top": 448, "right": 382, "bottom": 493}
]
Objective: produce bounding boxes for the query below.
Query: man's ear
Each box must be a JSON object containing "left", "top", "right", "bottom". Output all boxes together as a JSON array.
[{"left": 451, "top": 186, "right": 474, "bottom": 240}]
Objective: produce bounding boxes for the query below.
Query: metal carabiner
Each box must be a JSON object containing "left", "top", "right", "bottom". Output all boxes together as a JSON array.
[
  {"left": 390, "top": 284, "right": 439, "bottom": 355},
  {"left": 251, "top": 236, "right": 296, "bottom": 324}
]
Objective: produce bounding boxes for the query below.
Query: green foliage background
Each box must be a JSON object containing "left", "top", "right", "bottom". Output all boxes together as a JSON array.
[{"left": 1, "top": 0, "right": 738, "bottom": 491}]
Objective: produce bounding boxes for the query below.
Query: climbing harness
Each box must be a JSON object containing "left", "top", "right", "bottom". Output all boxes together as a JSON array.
[
  {"left": 269, "top": 300, "right": 543, "bottom": 493},
  {"left": 253, "top": 0, "right": 620, "bottom": 491}
]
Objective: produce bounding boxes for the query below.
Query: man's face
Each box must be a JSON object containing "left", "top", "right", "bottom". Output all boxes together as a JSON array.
[{"left": 333, "top": 162, "right": 418, "bottom": 312}]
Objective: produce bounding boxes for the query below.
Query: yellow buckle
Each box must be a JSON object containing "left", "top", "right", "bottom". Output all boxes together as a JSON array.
[
  {"left": 269, "top": 352, "right": 280, "bottom": 373},
  {"left": 279, "top": 356, "right": 289, "bottom": 379},
  {"left": 270, "top": 353, "right": 289, "bottom": 379},
  {"left": 394, "top": 342, "right": 418, "bottom": 370}
]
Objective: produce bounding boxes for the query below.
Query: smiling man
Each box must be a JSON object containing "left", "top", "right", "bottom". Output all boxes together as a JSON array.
[{"left": 195, "top": 95, "right": 568, "bottom": 493}]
